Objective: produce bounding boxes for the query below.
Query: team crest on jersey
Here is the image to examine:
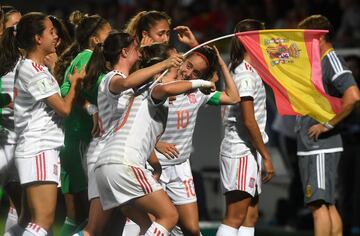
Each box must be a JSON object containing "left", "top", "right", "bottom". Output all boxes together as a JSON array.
[
  {"left": 37, "top": 78, "right": 54, "bottom": 94},
  {"left": 249, "top": 177, "right": 255, "bottom": 188},
  {"left": 265, "top": 38, "right": 300, "bottom": 66},
  {"left": 187, "top": 93, "right": 197, "bottom": 104},
  {"left": 305, "top": 184, "right": 313, "bottom": 198}
]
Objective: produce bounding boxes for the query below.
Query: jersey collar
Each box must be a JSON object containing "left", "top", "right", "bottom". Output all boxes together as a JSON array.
[{"left": 321, "top": 48, "right": 334, "bottom": 61}]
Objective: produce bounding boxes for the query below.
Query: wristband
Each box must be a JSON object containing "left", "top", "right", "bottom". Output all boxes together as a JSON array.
[
  {"left": 190, "top": 80, "right": 212, "bottom": 89},
  {"left": 86, "top": 104, "right": 98, "bottom": 116},
  {"left": 323, "top": 122, "right": 334, "bottom": 130}
]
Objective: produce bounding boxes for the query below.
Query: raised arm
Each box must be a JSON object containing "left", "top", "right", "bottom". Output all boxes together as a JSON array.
[
  {"left": 214, "top": 46, "right": 240, "bottom": 105},
  {"left": 152, "top": 80, "right": 215, "bottom": 101},
  {"left": 47, "top": 68, "right": 84, "bottom": 117},
  {"left": 109, "top": 54, "right": 183, "bottom": 94},
  {"left": 173, "top": 26, "right": 199, "bottom": 48}
]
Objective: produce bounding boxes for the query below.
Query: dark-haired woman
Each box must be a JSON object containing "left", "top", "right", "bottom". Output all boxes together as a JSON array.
[
  {"left": 73, "top": 32, "right": 183, "bottom": 236},
  {"left": 125, "top": 10, "right": 171, "bottom": 45},
  {"left": 94, "top": 43, "right": 221, "bottom": 236},
  {"left": 0, "top": 5, "right": 22, "bottom": 232},
  {"left": 43, "top": 15, "right": 72, "bottom": 74},
  {"left": 0, "top": 12, "right": 84, "bottom": 236},
  {"left": 53, "top": 11, "right": 111, "bottom": 236},
  {"left": 0, "top": 5, "right": 21, "bottom": 37},
  {"left": 216, "top": 19, "right": 275, "bottom": 236},
  {"left": 152, "top": 46, "right": 239, "bottom": 236}
]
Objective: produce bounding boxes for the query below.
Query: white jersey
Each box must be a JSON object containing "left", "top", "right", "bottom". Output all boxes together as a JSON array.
[
  {"left": 87, "top": 70, "right": 133, "bottom": 165},
  {"left": 220, "top": 60, "right": 268, "bottom": 158},
  {"left": 14, "top": 59, "right": 63, "bottom": 157},
  {"left": 155, "top": 90, "right": 217, "bottom": 166},
  {"left": 0, "top": 61, "right": 19, "bottom": 145},
  {"left": 95, "top": 85, "right": 168, "bottom": 169}
]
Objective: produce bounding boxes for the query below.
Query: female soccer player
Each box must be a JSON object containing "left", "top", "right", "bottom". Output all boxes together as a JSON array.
[
  {"left": 153, "top": 45, "right": 239, "bottom": 236},
  {"left": 44, "top": 15, "right": 72, "bottom": 74},
  {"left": 0, "top": 5, "right": 21, "bottom": 36},
  {"left": 74, "top": 33, "right": 183, "bottom": 236},
  {"left": 94, "top": 45, "right": 219, "bottom": 235},
  {"left": 0, "top": 12, "right": 84, "bottom": 236},
  {"left": 125, "top": 10, "right": 171, "bottom": 45},
  {"left": 0, "top": 6, "right": 22, "bottom": 232},
  {"left": 216, "top": 19, "right": 275, "bottom": 236},
  {"left": 54, "top": 11, "right": 111, "bottom": 235}
]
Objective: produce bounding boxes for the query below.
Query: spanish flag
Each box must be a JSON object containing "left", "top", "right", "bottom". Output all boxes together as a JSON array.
[{"left": 237, "top": 30, "right": 342, "bottom": 123}]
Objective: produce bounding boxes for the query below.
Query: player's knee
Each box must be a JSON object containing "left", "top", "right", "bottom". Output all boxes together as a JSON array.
[
  {"left": 167, "top": 209, "right": 179, "bottom": 227},
  {"left": 224, "top": 212, "right": 247, "bottom": 228},
  {"left": 244, "top": 210, "right": 259, "bottom": 226}
]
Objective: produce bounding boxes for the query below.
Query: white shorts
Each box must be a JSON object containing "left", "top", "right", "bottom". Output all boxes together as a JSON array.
[
  {"left": 160, "top": 160, "right": 197, "bottom": 205},
  {"left": 87, "top": 162, "right": 99, "bottom": 200},
  {"left": 122, "top": 219, "right": 140, "bottom": 236},
  {"left": 95, "top": 163, "right": 163, "bottom": 210},
  {"left": 0, "top": 144, "right": 19, "bottom": 186},
  {"left": 15, "top": 149, "right": 61, "bottom": 185},
  {"left": 219, "top": 152, "right": 262, "bottom": 197},
  {"left": 86, "top": 138, "right": 104, "bottom": 200}
]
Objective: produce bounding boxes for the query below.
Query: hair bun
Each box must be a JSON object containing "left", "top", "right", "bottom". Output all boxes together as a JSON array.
[{"left": 69, "top": 10, "right": 87, "bottom": 26}]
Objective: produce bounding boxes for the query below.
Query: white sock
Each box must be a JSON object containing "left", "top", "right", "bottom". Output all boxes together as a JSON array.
[
  {"left": 170, "top": 225, "right": 183, "bottom": 236},
  {"left": 238, "top": 226, "right": 255, "bottom": 236},
  {"left": 4, "top": 224, "right": 25, "bottom": 236},
  {"left": 5, "top": 207, "right": 18, "bottom": 232},
  {"left": 145, "top": 222, "right": 170, "bottom": 236},
  {"left": 22, "top": 222, "right": 47, "bottom": 236},
  {"left": 216, "top": 224, "right": 238, "bottom": 236}
]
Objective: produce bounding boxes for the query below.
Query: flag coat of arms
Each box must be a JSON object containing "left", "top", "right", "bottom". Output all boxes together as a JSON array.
[{"left": 237, "top": 29, "right": 341, "bottom": 122}]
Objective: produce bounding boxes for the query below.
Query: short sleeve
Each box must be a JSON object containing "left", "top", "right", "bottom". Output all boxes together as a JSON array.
[
  {"left": 206, "top": 91, "right": 222, "bottom": 105},
  {"left": 149, "top": 84, "right": 168, "bottom": 107},
  {"left": 331, "top": 72, "right": 357, "bottom": 94},
  {"left": 234, "top": 71, "right": 256, "bottom": 98},
  {"left": 28, "top": 72, "right": 59, "bottom": 101}
]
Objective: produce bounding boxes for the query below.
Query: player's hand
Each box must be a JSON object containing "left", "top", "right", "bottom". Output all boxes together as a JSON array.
[
  {"left": 164, "top": 53, "right": 184, "bottom": 69},
  {"left": 140, "top": 35, "right": 154, "bottom": 48},
  {"left": 199, "top": 81, "right": 216, "bottom": 94},
  {"left": 44, "top": 52, "right": 58, "bottom": 73},
  {"left": 308, "top": 123, "right": 329, "bottom": 141},
  {"left": 263, "top": 158, "right": 275, "bottom": 183},
  {"left": 174, "top": 26, "right": 199, "bottom": 48},
  {"left": 91, "top": 112, "right": 101, "bottom": 137},
  {"left": 69, "top": 67, "right": 86, "bottom": 85},
  {"left": 212, "top": 45, "right": 226, "bottom": 66},
  {"left": 155, "top": 141, "right": 179, "bottom": 159}
]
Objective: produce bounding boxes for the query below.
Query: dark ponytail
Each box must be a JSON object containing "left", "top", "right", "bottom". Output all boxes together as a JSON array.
[
  {"left": 54, "top": 11, "right": 109, "bottom": 84},
  {"left": 0, "top": 26, "right": 19, "bottom": 76},
  {"left": 191, "top": 46, "right": 219, "bottom": 80},
  {"left": 0, "top": 12, "right": 47, "bottom": 76},
  {"left": 229, "top": 19, "right": 265, "bottom": 73},
  {"left": 139, "top": 43, "right": 171, "bottom": 68},
  {"left": 83, "top": 32, "right": 134, "bottom": 92}
]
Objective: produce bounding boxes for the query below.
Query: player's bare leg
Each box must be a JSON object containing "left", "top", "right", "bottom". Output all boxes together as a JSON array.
[
  {"left": 132, "top": 189, "right": 178, "bottom": 232},
  {"left": 25, "top": 183, "right": 58, "bottom": 231},
  {"left": 222, "top": 191, "right": 252, "bottom": 228},
  {"left": 310, "top": 201, "right": 331, "bottom": 236},
  {"left": 176, "top": 202, "right": 201, "bottom": 236},
  {"left": 329, "top": 205, "right": 342, "bottom": 236}
]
